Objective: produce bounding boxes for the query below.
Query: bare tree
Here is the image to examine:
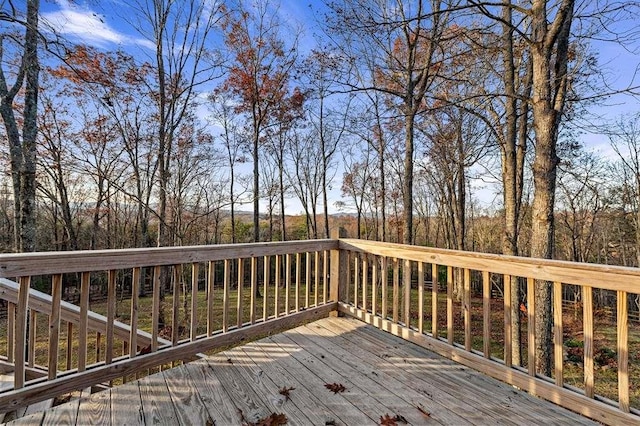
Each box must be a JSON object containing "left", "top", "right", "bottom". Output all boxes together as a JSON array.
[
  {"left": 324, "top": 0, "right": 455, "bottom": 244},
  {"left": 0, "top": 0, "right": 40, "bottom": 251}
]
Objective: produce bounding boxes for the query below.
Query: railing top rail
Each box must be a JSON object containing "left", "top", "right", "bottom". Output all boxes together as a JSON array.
[
  {"left": 341, "top": 239, "right": 640, "bottom": 293},
  {"left": 0, "top": 239, "right": 337, "bottom": 277}
]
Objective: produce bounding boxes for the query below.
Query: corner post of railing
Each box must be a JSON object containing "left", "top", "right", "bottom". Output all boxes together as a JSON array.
[{"left": 330, "top": 228, "right": 347, "bottom": 316}]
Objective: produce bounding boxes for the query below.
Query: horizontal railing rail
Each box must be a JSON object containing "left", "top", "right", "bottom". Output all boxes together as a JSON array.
[
  {"left": 0, "top": 239, "right": 337, "bottom": 413},
  {"left": 336, "top": 238, "right": 640, "bottom": 426},
  {"left": 3, "top": 235, "right": 639, "bottom": 425}
]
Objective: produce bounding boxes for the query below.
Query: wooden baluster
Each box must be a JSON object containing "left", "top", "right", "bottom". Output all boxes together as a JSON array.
[
  {"left": 527, "top": 277, "right": 536, "bottom": 376},
  {"left": 432, "top": 264, "right": 438, "bottom": 338},
  {"left": 28, "top": 310, "right": 36, "bottom": 368},
  {"left": 362, "top": 255, "right": 368, "bottom": 313},
  {"left": 79, "top": 271, "right": 91, "bottom": 372},
  {"left": 47, "top": 274, "right": 62, "bottom": 380},
  {"left": 447, "top": 266, "right": 453, "bottom": 345},
  {"left": 583, "top": 285, "right": 594, "bottom": 398},
  {"left": 7, "top": 303, "right": 15, "bottom": 363},
  {"left": 306, "top": 252, "right": 311, "bottom": 309},
  {"left": 295, "top": 253, "right": 301, "bottom": 312},
  {"left": 483, "top": 271, "right": 491, "bottom": 358},
  {"left": 353, "top": 253, "right": 359, "bottom": 309},
  {"left": 96, "top": 332, "right": 101, "bottom": 363},
  {"left": 14, "top": 276, "right": 29, "bottom": 389},
  {"left": 123, "top": 341, "right": 129, "bottom": 383},
  {"left": 381, "top": 257, "right": 388, "bottom": 319},
  {"left": 152, "top": 266, "right": 161, "bottom": 350},
  {"left": 207, "top": 262, "right": 215, "bottom": 336},
  {"left": 130, "top": 268, "right": 140, "bottom": 359},
  {"left": 403, "top": 259, "right": 411, "bottom": 327},
  {"left": 418, "top": 262, "right": 424, "bottom": 334},
  {"left": 250, "top": 257, "right": 257, "bottom": 324},
  {"left": 464, "top": 268, "right": 471, "bottom": 351},
  {"left": 172, "top": 266, "right": 181, "bottom": 344},
  {"left": 106, "top": 270, "right": 116, "bottom": 368},
  {"left": 263, "top": 255, "right": 270, "bottom": 321},
  {"left": 617, "top": 290, "right": 629, "bottom": 412},
  {"left": 553, "top": 281, "right": 563, "bottom": 387},
  {"left": 223, "top": 259, "right": 230, "bottom": 332},
  {"left": 392, "top": 258, "right": 399, "bottom": 323},
  {"left": 237, "top": 259, "right": 243, "bottom": 328},
  {"left": 329, "top": 229, "right": 348, "bottom": 310},
  {"left": 191, "top": 263, "right": 199, "bottom": 339},
  {"left": 372, "top": 256, "right": 378, "bottom": 316},
  {"left": 274, "top": 254, "right": 280, "bottom": 318},
  {"left": 323, "top": 250, "right": 328, "bottom": 304},
  {"left": 345, "top": 251, "right": 351, "bottom": 305},
  {"left": 314, "top": 251, "right": 319, "bottom": 307},
  {"left": 66, "top": 322, "right": 73, "bottom": 371},
  {"left": 504, "top": 274, "right": 512, "bottom": 368},
  {"left": 286, "top": 254, "right": 291, "bottom": 314}
]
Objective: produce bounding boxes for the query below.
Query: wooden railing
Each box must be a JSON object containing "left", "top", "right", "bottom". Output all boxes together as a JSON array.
[
  {"left": 0, "top": 240, "right": 336, "bottom": 413},
  {"left": 336, "top": 238, "right": 640, "bottom": 425},
  {"left": 2, "top": 235, "right": 639, "bottom": 425}
]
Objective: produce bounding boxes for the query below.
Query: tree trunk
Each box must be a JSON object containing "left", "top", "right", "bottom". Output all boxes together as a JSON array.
[
  {"left": 530, "top": 0, "right": 574, "bottom": 376},
  {"left": 403, "top": 112, "right": 415, "bottom": 245}
]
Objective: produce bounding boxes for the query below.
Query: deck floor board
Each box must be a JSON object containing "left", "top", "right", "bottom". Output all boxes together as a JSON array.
[{"left": 3, "top": 317, "right": 600, "bottom": 425}]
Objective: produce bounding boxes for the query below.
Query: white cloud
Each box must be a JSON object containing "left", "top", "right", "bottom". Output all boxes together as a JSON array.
[{"left": 41, "top": 0, "right": 154, "bottom": 50}]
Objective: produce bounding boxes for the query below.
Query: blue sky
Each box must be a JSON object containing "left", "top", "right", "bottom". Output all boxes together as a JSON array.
[{"left": 36, "top": 0, "right": 640, "bottom": 212}]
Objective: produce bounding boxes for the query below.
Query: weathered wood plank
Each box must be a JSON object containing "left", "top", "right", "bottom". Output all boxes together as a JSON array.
[
  {"left": 182, "top": 360, "right": 240, "bottom": 424},
  {"left": 340, "top": 239, "right": 640, "bottom": 293},
  {"left": 221, "top": 347, "right": 320, "bottom": 424},
  {"left": 239, "top": 341, "right": 361, "bottom": 425},
  {"left": 0, "top": 240, "right": 337, "bottom": 277},
  {"left": 162, "top": 363, "right": 210, "bottom": 425},
  {"left": 76, "top": 389, "right": 110, "bottom": 425},
  {"left": 339, "top": 304, "right": 630, "bottom": 425},
  {"left": 111, "top": 382, "right": 144, "bottom": 425},
  {"left": 324, "top": 317, "right": 593, "bottom": 425}
]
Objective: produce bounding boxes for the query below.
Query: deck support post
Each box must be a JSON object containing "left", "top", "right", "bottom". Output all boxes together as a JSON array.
[{"left": 330, "top": 228, "right": 347, "bottom": 317}]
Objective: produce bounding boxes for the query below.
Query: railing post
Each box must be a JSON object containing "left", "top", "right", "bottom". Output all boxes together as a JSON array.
[{"left": 330, "top": 228, "right": 347, "bottom": 317}]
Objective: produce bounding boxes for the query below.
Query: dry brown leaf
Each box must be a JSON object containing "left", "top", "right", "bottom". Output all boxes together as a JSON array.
[
  {"left": 278, "top": 386, "right": 295, "bottom": 401},
  {"left": 380, "top": 414, "right": 398, "bottom": 426},
  {"left": 324, "top": 382, "right": 346, "bottom": 394}
]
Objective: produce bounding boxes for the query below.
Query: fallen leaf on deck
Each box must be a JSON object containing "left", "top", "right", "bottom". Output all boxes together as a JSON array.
[
  {"left": 139, "top": 344, "right": 152, "bottom": 355},
  {"left": 379, "top": 414, "right": 407, "bottom": 425},
  {"left": 240, "top": 409, "right": 288, "bottom": 426},
  {"left": 278, "top": 386, "right": 295, "bottom": 401},
  {"left": 324, "top": 382, "right": 346, "bottom": 393},
  {"left": 256, "top": 413, "right": 288, "bottom": 426},
  {"left": 379, "top": 414, "right": 397, "bottom": 426}
]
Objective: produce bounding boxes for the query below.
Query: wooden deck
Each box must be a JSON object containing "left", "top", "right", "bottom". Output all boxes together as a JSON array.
[{"left": 4, "top": 317, "right": 597, "bottom": 425}]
